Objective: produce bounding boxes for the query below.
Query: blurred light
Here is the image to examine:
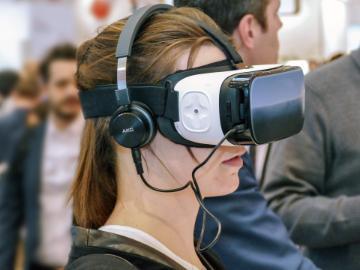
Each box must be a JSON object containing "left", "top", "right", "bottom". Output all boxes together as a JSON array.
[{"left": 91, "top": 0, "right": 111, "bottom": 19}]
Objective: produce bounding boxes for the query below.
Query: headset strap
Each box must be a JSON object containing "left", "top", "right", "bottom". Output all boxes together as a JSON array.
[
  {"left": 195, "top": 20, "right": 241, "bottom": 66},
  {"left": 79, "top": 84, "right": 172, "bottom": 119},
  {"left": 79, "top": 60, "right": 234, "bottom": 120}
]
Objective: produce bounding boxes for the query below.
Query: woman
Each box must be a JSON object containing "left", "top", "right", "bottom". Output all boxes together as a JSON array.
[{"left": 66, "top": 6, "right": 246, "bottom": 270}]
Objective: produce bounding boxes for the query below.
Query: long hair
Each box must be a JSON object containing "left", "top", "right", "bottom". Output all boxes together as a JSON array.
[{"left": 72, "top": 7, "right": 227, "bottom": 228}]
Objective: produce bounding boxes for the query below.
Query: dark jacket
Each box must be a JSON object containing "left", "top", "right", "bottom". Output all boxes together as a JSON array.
[
  {"left": 0, "top": 109, "right": 27, "bottom": 164},
  {"left": 263, "top": 48, "right": 360, "bottom": 270},
  {"left": 196, "top": 152, "right": 318, "bottom": 270},
  {"left": 66, "top": 226, "right": 224, "bottom": 270},
  {"left": 0, "top": 123, "right": 46, "bottom": 270}
]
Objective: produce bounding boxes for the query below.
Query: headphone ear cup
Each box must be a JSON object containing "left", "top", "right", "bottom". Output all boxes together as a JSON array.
[{"left": 109, "top": 103, "right": 156, "bottom": 149}]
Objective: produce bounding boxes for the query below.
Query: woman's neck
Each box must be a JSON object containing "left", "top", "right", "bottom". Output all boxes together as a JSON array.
[{"left": 105, "top": 179, "right": 205, "bottom": 269}]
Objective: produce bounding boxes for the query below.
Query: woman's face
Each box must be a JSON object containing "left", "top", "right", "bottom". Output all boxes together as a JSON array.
[{"left": 144, "top": 45, "right": 247, "bottom": 197}]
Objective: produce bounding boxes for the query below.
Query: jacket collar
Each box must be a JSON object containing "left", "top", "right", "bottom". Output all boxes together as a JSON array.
[
  {"left": 70, "top": 226, "right": 224, "bottom": 270},
  {"left": 71, "top": 226, "right": 187, "bottom": 269}
]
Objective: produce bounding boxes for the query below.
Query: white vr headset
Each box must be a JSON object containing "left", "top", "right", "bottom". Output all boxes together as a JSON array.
[{"left": 79, "top": 4, "right": 305, "bottom": 148}]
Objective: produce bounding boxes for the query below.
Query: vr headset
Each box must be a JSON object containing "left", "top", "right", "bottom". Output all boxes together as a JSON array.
[{"left": 79, "top": 4, "right": 305, "bottom": 149}]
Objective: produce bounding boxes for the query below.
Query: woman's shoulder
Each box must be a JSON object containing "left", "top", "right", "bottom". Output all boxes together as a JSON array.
[{"left": 67, "top": 226, "right": 224, "bottom": 270}]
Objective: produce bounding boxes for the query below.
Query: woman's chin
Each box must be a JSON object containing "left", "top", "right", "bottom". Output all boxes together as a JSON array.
[{"left": 206, "top": 173, "right": 239, "bottom": 197}]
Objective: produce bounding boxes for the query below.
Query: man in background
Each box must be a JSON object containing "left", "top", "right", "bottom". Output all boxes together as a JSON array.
[
  {"left": 175, "top": 1, "right": 318, "bottom": 269},
  {"left": 0, "top": 44, "right": 84, "bottom": 270},
  {"left": 263, "top": 47, "right": 360, "bottom": 270},
  {"left": 0, "top": 72, "right": 43, "bottom": 176}
]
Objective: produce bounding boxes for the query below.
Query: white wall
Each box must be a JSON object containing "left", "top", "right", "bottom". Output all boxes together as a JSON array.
[
  {"left": 279, "top": 0, "right": 323, "bottom": 60},
  {"left": 347, "top": 0, "right": 360, "bottom": 51},
  {"left": 29, "top": 1, "right": 76, "bottom": 60},
  {"left": 0, "top": 2, "right": 30, "bottom": 70},
  {"left": 279, "top": 0, "right": 349, "bottom": 60},
  {"left": 321, "top": 0, "right": 348, "bottom": 58}
]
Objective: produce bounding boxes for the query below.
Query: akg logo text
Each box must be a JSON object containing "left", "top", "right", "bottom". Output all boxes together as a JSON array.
[{"left": 122, "top": 127, "right": 135, "bottom": 133}]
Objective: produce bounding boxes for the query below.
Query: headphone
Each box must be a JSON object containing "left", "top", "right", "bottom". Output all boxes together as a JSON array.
[
  {"left": 81, "top": 4, "right": 242, "bottom": 149},
  {"left": 108, "top": 5, "right": 171, "bottom": 149},
  {"left": 109, "top": 102, "right": 155, "bottom": 148}
]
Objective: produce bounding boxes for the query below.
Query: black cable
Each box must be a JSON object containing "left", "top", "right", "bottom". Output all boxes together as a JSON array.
[
  {"left": 197, "top": 206, "right": 207, "bottom": 251},
  {"left": 132, "top": 126, "right": 241, "bottom": 253},
  {"left": 259, "top": 143, "right": 272, "bottom": 189},
  {"left": 191, "top": 127, "right": 240, "bottom": 252},
  {"left": 192, "top": 183, "right": 222, "bottom": 252},
  {"left": 132, "top": 148, "right": 191, "bottom": 193},
  {"left": 139, "top": 174, "right": 192, "bottom": 193},
  {"left": 191, "top": 127, "right": 238, "bottom": 187}
]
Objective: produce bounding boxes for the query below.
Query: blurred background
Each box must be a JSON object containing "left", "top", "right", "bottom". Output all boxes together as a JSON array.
[{"left": 0, "top": 0, "right": 359, "bottom": 71}]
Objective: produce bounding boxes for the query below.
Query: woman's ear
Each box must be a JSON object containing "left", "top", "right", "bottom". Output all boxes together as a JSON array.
[{"left": 233, "top": 14, "right": 260, "bottom": 50}]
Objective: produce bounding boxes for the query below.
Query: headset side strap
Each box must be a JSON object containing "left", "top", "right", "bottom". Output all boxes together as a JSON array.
[
  {"left": 79, "top": 84, "right": 176, "bottom": 120},
  {"left": 79, "top": 86, "right": 119, "bottom": 119}
]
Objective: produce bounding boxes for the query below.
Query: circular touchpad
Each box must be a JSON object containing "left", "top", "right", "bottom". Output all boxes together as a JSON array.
[{"left": 180, "top": 91, "right": 211, "bottom": 132}]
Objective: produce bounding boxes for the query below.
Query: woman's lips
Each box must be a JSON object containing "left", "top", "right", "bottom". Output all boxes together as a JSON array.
[{"left": 222, "top": 155, "right": 243, "bottom": 167}]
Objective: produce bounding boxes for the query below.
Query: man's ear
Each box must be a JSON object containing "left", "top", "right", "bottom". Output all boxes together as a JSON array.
[{"left": 233, "top": 14, "right": 260, "bottom": 49}]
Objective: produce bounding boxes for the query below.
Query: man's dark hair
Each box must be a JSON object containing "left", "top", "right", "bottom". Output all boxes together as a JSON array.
[
  {"left": 174, "top": 0, "right": 269, "bottom": 34},
  {"left": 39, "top": 43, "right": 77, "bottom": 82},
  {"left": 0, "top": 70, "right": 19, "bottom": 98}
]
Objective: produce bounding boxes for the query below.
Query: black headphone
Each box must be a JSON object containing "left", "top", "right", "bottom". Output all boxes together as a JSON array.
[
  {"left": 109, "top": 102, "right": 155, "bottom": 148},
  {"left": 109, "top": 5, "right": 172, "bottom": 149},
  {"left": 81, "top": 4, "right": 242, "bottom": 149}
]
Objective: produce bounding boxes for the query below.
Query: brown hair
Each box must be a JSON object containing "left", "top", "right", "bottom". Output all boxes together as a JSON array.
[
  {"left": 39, "top": 43, "right": 77, "bottom": 82},
  {"left": 72, "top": 7, "right": 227, "bottom": 229},
  {"left": 16, "top": 73, "right": 41, "bottom": 99},
  {"left": 174, "top": 0, "right": 270, "bottom": 34}
]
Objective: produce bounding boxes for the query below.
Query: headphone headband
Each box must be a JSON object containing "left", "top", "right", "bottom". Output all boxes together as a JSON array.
[
  {"left": 114, "top": 4, "right": 242, "bottom": 106},
  {"left": 115, "top": 4, "right": 172, "bottom": 105},
  {"left": 116, "top": 4, "right": 172, "bottom": 59},
  {"left": 115, "top": 4, "right": 241, "bottom": 62}
]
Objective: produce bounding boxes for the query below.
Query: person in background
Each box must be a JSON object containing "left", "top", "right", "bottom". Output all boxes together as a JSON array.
[
  {"left": 0, "top": 72, "right": 43, "bottom": 174},
  {"left": 0, "top": 70, "right": 20, "bottom": 116},
  {"left": 174, "top": 1, "right": 318, "bottom": 269},
  {"left": 0, "top": 44, "right": 84, "bottom": 270},
  {"left": 263, "top": 47, "right": 360, "bottom": 270}
]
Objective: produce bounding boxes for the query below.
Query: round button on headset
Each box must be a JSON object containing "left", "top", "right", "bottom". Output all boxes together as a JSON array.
[{"left": 181, "top": 91, "right": 211, "bottom": 132}]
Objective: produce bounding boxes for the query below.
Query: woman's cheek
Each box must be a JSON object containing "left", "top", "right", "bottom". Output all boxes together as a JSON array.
[{"left": 198, "top": 164, "right": 240, "bottom": 197}]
